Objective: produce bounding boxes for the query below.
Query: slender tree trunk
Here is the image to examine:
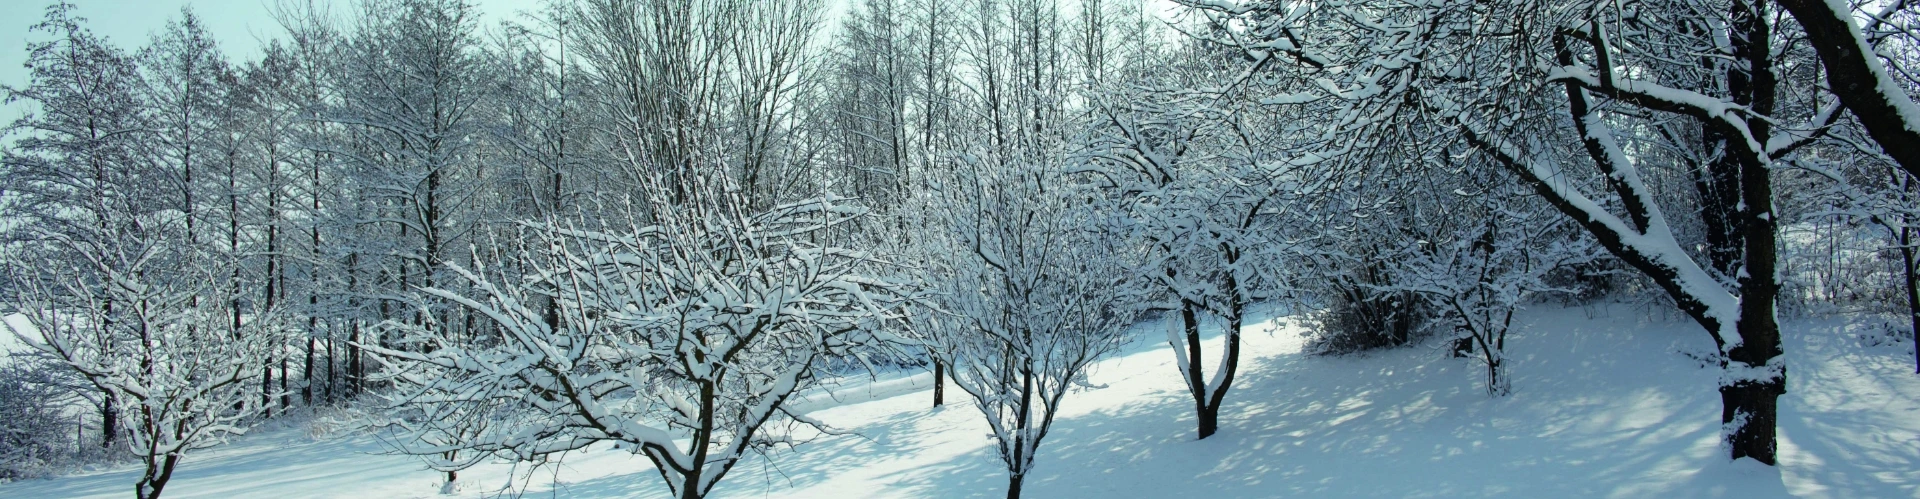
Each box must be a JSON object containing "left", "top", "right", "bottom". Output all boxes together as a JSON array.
[
  {"left": 1178, "top": 301, "right": 1215, "bottom": 439},
  {"left": 348, "top": 253, "right": 363, "bottom": 396},
  {"left": 303, "top": 337, "right": 315, "bottom": 406},
  {"left": 444, "top": 452, "right": 457, "bottom": 486},
  {"left": 261, "top": 363, "right": 273, "bottom": 419},
  {"left": 348, "top": 321, "right": 363, "bottom": 396},
  {"left": 281, "top": 356, "right": 291, "bottom": 409},
  {"left": 327, "top": 334, "right": 337, "bottom": 404},
  {"left": 679, "top": 476, "right": 702, "bottom": 499},
  {"left": 1196, "top": 396, "right": 1219, "bottom": 440},
  {"left": 1007, "top": 362, "right": 1035, "bottom": 499},
  {"left": 680, "top": 382, "right": 716, "bottom": 499},
  {"left": 1903, "top": 225, "right": 1920, "bottom": 374},
  {"left": 932, "top": 357, "right": 945, "bottom": 407}
]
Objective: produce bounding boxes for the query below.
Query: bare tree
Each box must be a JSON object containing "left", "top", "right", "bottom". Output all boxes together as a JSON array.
[
  {"left": 368, "top": 180, "right": 909, "bottom": 499},
  {"left": 1, "top": 1, "right": 152, "bottom": 449},
  {"left": 1176, "top": 0, "right": 1856, "bottom": 464},
  {"left": 913, "top": 143, "right": 1144, "bottom": 498}
]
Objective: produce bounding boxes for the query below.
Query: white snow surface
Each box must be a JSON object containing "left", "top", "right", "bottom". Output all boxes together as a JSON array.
[{"left": 6, "top": 305, "right": 1917, "bottom": 498}]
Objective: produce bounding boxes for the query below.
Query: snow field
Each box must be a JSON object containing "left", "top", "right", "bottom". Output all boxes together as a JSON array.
[{"left": 5, "top": 304, "right": 1916, "bottom": 498}]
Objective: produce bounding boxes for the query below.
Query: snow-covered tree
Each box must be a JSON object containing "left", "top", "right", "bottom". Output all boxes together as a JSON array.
[
  {"left": 4, "top": 216, "right": 276, "bottom": 499},
  {"left": 1174, "top": 0, "right": 1868, "bottom": 464},
  {"left": 367, "top": 180, "right": 910, "bottom": 499},
  {"left": 1774, "top": 0, "right": 1920, "bottom": 180},
  {"left": 1389, "top": 180, "right": 1597, "bottom": 396},
  {"left": 912, "top": 146, "right": 1145, "bottom": 498},
  {"left": 1085, "top": 77, "right": 1310, "bottom": 438},
  {"left": 328, "top": 0, "right": 492, "bottom": 349},
  {"left": 569, "top": 0, "right": 826, "bottom": 208},
  {"left": 1809, "top": 156, "right": 1920, "bottom": 373},
  {"left": 139, "top": 7, "right": 226, "bottom": 249},
  {"left": 1, "top": 0, "right": 154, "bottom": 450}
]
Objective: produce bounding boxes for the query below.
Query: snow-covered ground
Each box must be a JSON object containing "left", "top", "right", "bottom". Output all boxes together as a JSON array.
[{"left": 6, "top": 304, "right": 1917, "bottom": 498}]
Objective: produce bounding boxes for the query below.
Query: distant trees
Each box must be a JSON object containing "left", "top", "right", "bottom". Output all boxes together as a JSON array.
[
  {"left": 330, "top": 0, "right": 490, "bottom": 344},
  {"left": 568, "top": 0, "right": 825, "bottom": 208}
]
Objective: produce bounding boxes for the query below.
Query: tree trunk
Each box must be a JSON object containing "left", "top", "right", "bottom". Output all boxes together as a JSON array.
[
  {"left": 1902, "top": 226, "right": 1920, "bottom": 374},
  {"left": 303, "top": 337, "right": 315, "bottom": 406},
  {"left": 100, "top": 397, "right": 117, "bottom": 449},
  {"left": 1483, "top": 355, "right": 1506, "bottom": 397},
  {"left": 134, "top": 452, "right": 178, "bottom": 499},
  {"left": 1197, "top": 402, "right": 1219, "bottom": 440},
  {"left": 678, "top": 464, "right": 704, "bottom": 499},
  {"left": 261, "top": 363, "right": 273, "bottom": 419},
  {"left": 444, "top": 451, "right": 457, "bottom": 487},
  {"left": 1005, "top": 472, "right": 1024, "bottom": 499},
  {"left": 1727, "top": 94, "right": 1785, "bottom": 462},
  {"left": 1720, "top": 369, "right": 1784, "bottom": 464},
  {"left": 327, "top": 335, "right": 337, "bottom": 404},
  {"left": 932, "top": 357, "right": 945, "bottom": 407},
  {"left": 281, "top": 356, "right": 291, "bottom": 409},
  {"left": 1179, "top": 302, "right": 1209, "bottom": 439}
]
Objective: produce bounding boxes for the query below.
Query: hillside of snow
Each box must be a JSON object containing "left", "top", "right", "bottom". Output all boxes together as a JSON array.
[{"left": 5, "top": 304, "right": 1916, "bottom": 498}]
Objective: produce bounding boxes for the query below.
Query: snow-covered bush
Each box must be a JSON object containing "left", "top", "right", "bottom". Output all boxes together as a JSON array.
[
  {"left": 1298, "top": 187, "right": 1443, "bottom": 356},
  {"left": 0, "top": 359, "right": 77, "bottom": 481},
  {"left": 1304, "top": 266, "right": 1435, "bottom": 356},
  {"left": 1389, "top": 186, "right": 1598, "bottom": 395}
]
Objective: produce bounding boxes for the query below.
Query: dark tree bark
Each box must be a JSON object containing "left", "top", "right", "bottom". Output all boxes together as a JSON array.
[
  {"left": 1176, "top": 287, "right": 1243, "bottom": 440},
  {"left": 1774, "top": 0, "right": 1920, "bottom": 179},
  {"left": 932, "top": 357, "right": 945, "bottom": 407},
  {"left": 1904, "top": 225, "right": 1920, "bottom": 374},
  {"left": 1177, "top": 302, "right": 1211, "bottom": 438},
  {"left": 280, "top": 356, "right": 291, "bottom": 409},
  {"left": 348, "top": 320, "right": 363, "bottom": 396},
  {"left": 303, "top": 337, "right": 315, "bottom": 406},
  {"left": 100, "top": 398, "right": 117, "bottom": 449},
  {"left": 261, "top": 363, "right": 272, "bottom": 419},
  {"left": 133, "top": 452, "right": 178, "bottom": 499},
  {"left": 1725, "top": 0, "right": 1786, "bottom": 463},
  {"left": 327, "top": 334, "right": 337, "bottom": 404}
]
